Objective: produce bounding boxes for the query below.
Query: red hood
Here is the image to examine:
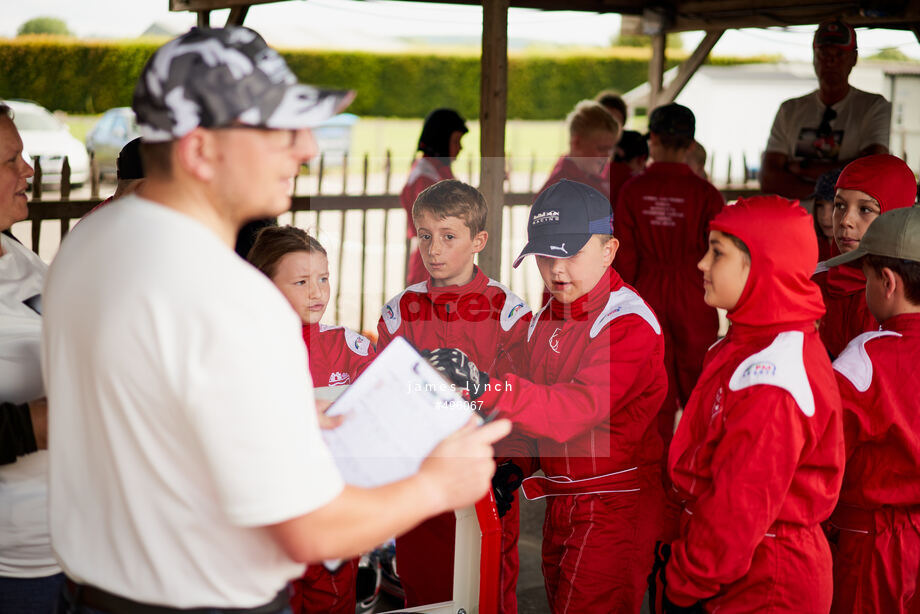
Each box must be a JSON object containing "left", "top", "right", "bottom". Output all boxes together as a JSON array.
[
  {"left": 710, "top": 195, "right": 825, "bottom": 328},
  {"left": 826, "top": 154, "right": 917, "bottom": 296}
]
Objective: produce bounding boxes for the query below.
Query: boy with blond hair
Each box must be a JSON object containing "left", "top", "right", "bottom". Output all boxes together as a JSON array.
[
  {"left": 429, "top": 179, "right": 668, "bottom": 611},
  {"left": 378, "top": 179, "right": 533, "bottom": 612},
  {"left": 541, "top": 100, "right": 621, "bottom": 200},
  {"left": 824, "top": 207, "right": 920, "bottom": 613}
]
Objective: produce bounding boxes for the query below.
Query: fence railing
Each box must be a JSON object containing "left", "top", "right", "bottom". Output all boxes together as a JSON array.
[{"left": 24, "top": 151, "right": 759, "bottom": 332}]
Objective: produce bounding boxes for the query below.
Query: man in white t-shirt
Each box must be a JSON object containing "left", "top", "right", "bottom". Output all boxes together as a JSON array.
[
  {"left": 0, "top": 102, "right": 64, "bottom": 613},
  {"left": 760, "top": 19, "right": 891, "bottom": 199},
  {"left": 42, "top": 27, "right": 510, "bottom": 614}
]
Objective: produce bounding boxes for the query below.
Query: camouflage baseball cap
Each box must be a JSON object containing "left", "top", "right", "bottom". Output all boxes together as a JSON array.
[
  {"left": 825, "top": 206, "right": 920, "bottom": 268},
  {"left": 133, "top": 27, "right": 354, "bottom": 142}
]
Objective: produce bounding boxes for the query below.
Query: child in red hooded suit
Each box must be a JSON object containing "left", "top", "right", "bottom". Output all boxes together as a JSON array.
[
  {"left": 651, "top": 196, "right": 845, "bottom": 613},
  {"left": 812, "top": 154, "right": 916, "bottom": 358},
  {"left": 248, "top": 226, "right": 376, "bottom": 614}
]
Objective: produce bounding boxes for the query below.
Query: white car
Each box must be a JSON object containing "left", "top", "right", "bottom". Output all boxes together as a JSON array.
[{"left": 5, "top": 99, "right": 90, "bottom": 187}]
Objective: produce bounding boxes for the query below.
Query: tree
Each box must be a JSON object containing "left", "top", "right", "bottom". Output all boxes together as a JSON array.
[
  {"left": 612, "top": 33, "right": 684, "bottom": 51},
  {"left": 17, "top": 17, "right": 71, "bottom": 36},
  {"left": 867, "top": 47, "right": 913, "bottom": 62}
]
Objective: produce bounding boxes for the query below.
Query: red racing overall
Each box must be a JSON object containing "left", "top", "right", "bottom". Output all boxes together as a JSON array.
[
  {"left": 830, "top": 314, "right": 920, "bottom": 613},
  {"left": 665, "top": 197, "right": 845, "bottom": 612},
  {"left": 478, "top": 267, "right": 667, "bottom": 613},
  {"left": 291, "top": 324, "right": 376, "bottom": 614},
  {"left": 377, "top": 267, "right": 532, "bottom": 612}
]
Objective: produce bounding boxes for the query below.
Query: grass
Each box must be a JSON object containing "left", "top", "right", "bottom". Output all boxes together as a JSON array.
[
  {"left": 58, "top": 113, "right": 573, "bottom": 184},
  {"left": 58, "top": 113, "right": 655, "bottom": 192}
]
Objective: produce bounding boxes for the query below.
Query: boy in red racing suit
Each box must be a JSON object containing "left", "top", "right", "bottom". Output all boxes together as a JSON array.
[
  {"left": 654, "top": 196, "right": 844, "bottom": 613},
  {"left": 378, "top": 179, "right": 533, "bottom": 612},
  {"left": 614, "top": 103, "right": 723, "bottom": 450},
  {"left": 823, "top": 207, "right": 920, "bottom": 614},
  {"left": 428, "top": 179, "right": 668, "bottom": 613}
]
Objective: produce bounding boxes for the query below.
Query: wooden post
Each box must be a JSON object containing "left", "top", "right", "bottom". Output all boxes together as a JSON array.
[
  {"left": 317, "top": 152, "right": 325, "bottom": 194},
  {"left": 660, "top": 30, "right": 724, "bottom": 104},
  {"left": 362, "top": 153, "right": 369, "bottom": 195},
  {"left": 197, "top": 10, "right": 211, "bottom": 28},
  {"left": 60, "top": 157, "right": 72, "bottom": 239},
  {"left": 384, "top": 149, "right": 392, "bottom": 195},
  {"left": 89, "top": 151, "right": 100, "bottom": 200},
  {"left": 61, "top": 156, "right": 71, "bottom": 201},
  {"left": 648, "top": 32, "right": 666, "bottom": 111},
  {"left": 479, "top": 0, "right": 509, "bottom": 279},
  {"left": 529, "top": 152, "right": 536, "bottom": 192},
  {"left": 32, "top": 157, "right": 42, "bottom": 202},
  {"left": 226, "top": 5, "right": 249, "bottom": 26}
]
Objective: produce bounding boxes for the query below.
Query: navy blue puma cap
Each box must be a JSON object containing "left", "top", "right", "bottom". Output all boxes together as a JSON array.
[{"left": 513, "top": 179, "right": 613, "bottom": 268}]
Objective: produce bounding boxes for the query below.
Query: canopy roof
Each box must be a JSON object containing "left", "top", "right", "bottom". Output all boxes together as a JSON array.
[
  {"left": 167, "top": 0, "right": 920, "bottom": 277},
  {"left": 171, "top": 0, "right": 920, "bottom": 33}
]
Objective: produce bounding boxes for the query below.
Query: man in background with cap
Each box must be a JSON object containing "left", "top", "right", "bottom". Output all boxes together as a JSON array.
[
  {"left": 42, "top": 27, "right": 509, "bottom": 614},
  {"left": 428, "top": 179, "right": 668, "bottom": 612},
  {"left": 824, "top": 206, "right": 920, "bottom": 613},
  {"left": 761, "top": 18, "right": 890, "bottom": 200},
  {"left": 614, "top": 102, "right": 723, "bottom": 457}
]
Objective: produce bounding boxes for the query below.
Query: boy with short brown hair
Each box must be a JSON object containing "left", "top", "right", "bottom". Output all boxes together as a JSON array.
[
  {"left": 378, "top": 178, "right": 533, "bottom": 612},
  {"left": 614, "top": 103, "right": 724, "bottom": 451},
  {"left": 824, "top": 207, "right": 920, "bottom": 613}
]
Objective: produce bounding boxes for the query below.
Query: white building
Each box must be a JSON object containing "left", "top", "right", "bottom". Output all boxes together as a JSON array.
[{"left": 624, "top": 61, "right": 920, "bottom": 184}]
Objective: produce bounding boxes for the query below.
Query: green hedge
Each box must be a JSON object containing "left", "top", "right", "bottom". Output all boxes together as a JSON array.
[{"left": 0, "top": 37, "right": 769, "bottom": 119}]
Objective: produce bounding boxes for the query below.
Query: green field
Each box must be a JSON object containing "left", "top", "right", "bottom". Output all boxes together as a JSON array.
[{"left": 60, "top": 113, "right": 637, "bottom": 183}]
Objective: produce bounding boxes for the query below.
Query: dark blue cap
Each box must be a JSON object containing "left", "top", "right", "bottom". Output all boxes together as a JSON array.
[
  {"left": 810, "top": 167, "right": 843, "bottom": 202},
  {"left": 513, "top": 179, "right": 613, "bottom": 268}
]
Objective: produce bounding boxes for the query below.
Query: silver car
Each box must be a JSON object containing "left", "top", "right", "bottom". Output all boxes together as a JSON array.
[
  {"left": 85, "top": 107, "right": 141, "bottom": 178},
  {"left": 6, "top": 99, "right": 90, "bottom": 187}
]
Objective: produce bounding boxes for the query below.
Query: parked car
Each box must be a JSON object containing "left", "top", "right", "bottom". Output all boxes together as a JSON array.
[
  {"left": 310, "top": 113, "right": 359, "bottom": 166},
  {"left": 5, "top": 99, "right": 90, "bottom": 187},
  {"left": 85, "top": 107, "right": 140, "bottom": 178}
]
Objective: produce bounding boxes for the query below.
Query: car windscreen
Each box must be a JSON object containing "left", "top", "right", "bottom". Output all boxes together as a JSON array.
[{"left": 13, "top": 109, "right": 62, "bottom": 132}]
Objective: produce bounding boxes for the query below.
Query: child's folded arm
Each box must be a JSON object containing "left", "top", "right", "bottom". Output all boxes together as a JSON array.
[{"left": 483, "top": 320, "right": 658, "bottom": 442}]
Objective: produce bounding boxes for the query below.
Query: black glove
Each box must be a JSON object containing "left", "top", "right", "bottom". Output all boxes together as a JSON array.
[
  {"left": 491, "top": 461, "right": 524, "bottom": 518},
  {"left": 648, "top": 541, "right": 704, "bottom": 614},
  {"left": 663, "top": 594, "right": 703, "bottom": 614},
  {"left": 423, "top": 348, "right": 490, "bottom": 401}
]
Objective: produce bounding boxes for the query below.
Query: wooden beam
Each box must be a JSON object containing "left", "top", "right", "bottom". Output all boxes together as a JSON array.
[
  {"left": 171, "top": 0, "right": 278, "bottom": 10},
  {"left": 227, "top": 5, "right": 250, "bottom": 25},
  {"left": 660, "top": 29, "right": 723, "bottom": 103},
  {"left": 479, "top": 0, "right": 509, "bottom": 280},
  {"left": 197, "top": 10, "right": 211, "bottom": 28},
  {"left": 648, "top": 32, "right": 666, "bottom": 111}
]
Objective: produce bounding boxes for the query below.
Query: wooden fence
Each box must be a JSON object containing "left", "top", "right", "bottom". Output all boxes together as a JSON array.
[{"left": 24, "top": 151, "right": 759, "bottom": 332}]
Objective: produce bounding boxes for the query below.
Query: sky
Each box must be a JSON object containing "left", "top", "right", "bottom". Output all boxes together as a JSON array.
[{"left": 4, "top": 0, "right": 920, "bottom": 61}]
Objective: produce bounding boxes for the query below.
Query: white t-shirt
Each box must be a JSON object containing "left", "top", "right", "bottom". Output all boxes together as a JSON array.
[
  {"left": 765, "top": 87, "right": 891, "bottom": 162},
  {"left": 41, "top": 196, "right": 345, "bottom": 608},
  {"left": 0, "top": 233, "right": 59, "bottom": 578}
]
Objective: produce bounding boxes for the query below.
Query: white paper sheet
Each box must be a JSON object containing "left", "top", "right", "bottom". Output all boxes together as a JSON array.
[{"left": 321, "top": 336, "right": 473, "bottom": 488}]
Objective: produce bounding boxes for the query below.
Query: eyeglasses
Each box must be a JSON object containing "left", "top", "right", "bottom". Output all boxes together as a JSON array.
[
  {"left": 817, "top": 106, "right": 837, "bottom": 137},
  {"left": 208, "top": 124, "right": 304, "bottom": 149}
]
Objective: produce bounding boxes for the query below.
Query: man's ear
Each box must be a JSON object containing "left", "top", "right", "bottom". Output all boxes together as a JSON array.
[
  {"left": 604, "top": 237, "right": 619, "bottom": 267},
  {"left": 471, "top": 230, "right": 488, "bottom": 254},
  {"left": 174, "top": 128, "right": 218, "bottom": 182}
]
